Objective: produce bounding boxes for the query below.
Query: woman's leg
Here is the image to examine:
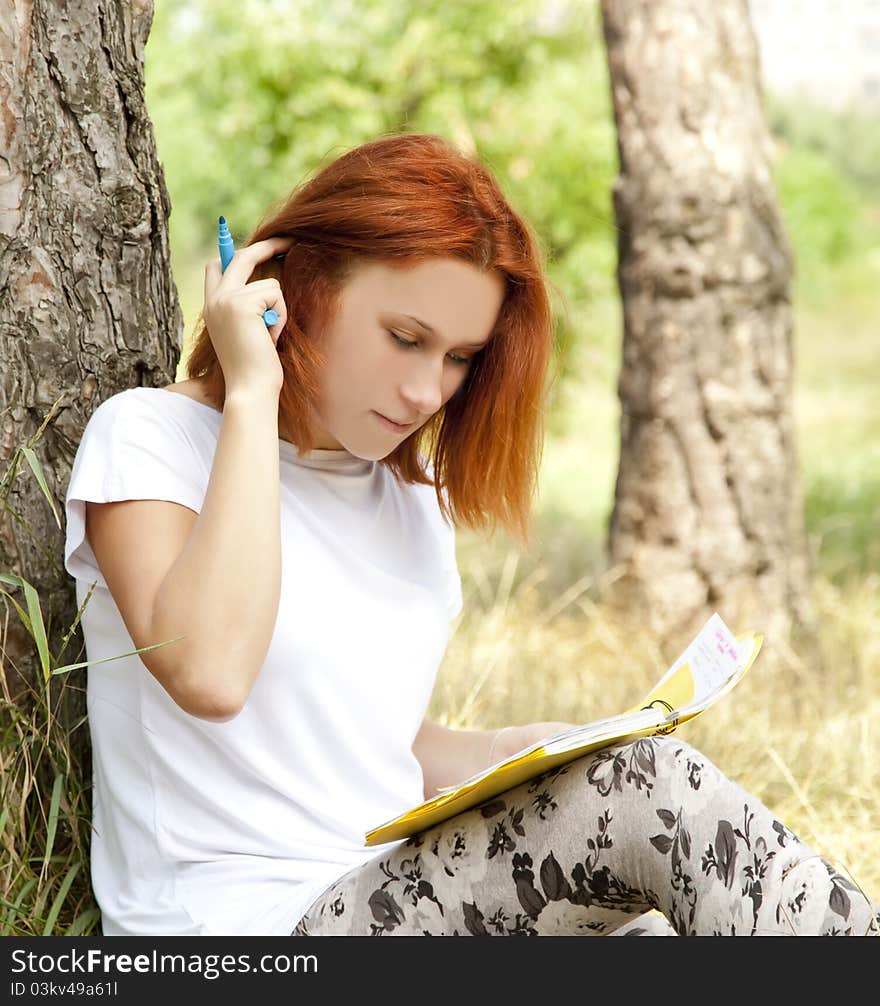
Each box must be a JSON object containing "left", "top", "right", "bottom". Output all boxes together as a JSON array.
[{"left": 292, "top": 736, "right": 879, "bottom": 936}]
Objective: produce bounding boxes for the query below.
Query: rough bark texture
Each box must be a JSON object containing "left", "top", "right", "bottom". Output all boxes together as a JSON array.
[
  {"left": 599, "top": 0, "right": 812, "bottom": 643},
  {"left": 0, "top": 1, "right": 180, "bottom": 738}
]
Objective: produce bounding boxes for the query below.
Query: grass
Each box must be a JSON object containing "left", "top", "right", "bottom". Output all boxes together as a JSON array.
[{"left": 1, "top": 252, "right": 877, "bottom": 934}]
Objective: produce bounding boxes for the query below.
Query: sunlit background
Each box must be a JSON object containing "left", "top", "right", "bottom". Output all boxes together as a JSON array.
[{"left": 144, "top": 0, "right": 879, "bottom": 894}]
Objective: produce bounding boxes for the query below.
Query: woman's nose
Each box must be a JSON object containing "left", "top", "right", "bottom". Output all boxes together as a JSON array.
[{"left": 400, "top": 359, "right": 445, "bottom": 416}]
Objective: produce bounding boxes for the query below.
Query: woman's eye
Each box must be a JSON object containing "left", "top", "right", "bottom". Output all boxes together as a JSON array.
[
  {"left": 389, "top": 330, "right": 471, "bottom": 367},
  {"left": 389, "top": 331, "right": 417, "bottom": 349}
]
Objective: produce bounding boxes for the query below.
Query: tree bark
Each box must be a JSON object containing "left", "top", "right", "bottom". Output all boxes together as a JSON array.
[
  {"left": 599, "top": 0, "right": 812, "bottom": 643},
  {"left": 0, "top": 1, "right": 179, "bottom": 746}
]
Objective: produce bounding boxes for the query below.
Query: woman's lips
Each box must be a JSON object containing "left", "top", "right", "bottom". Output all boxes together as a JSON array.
[{"left": 373, "top": 411, "right": 415, "bottom": 432}]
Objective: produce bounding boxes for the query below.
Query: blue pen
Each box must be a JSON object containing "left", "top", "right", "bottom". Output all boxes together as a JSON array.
[{"left": 218, "top": 216, "right": 279, "bottom": 327}]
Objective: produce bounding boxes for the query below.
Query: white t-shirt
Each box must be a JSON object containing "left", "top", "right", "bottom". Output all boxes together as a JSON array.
[{"left": 63, "top": 387, "right": 462, "bottom": 936}]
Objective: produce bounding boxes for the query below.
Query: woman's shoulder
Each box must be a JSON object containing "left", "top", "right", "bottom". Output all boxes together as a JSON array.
[
  {"left": 89, "top": 381, "right": 222, "bottom": 425},
  {"left": 67, "top": 382, "right": 219, "bottom": 500},
  {"left": 78, "top": 383, "right": 222, "bottom": 461},
  {"left": 157, "top": 379, "right": 223, "bottom": 413}
]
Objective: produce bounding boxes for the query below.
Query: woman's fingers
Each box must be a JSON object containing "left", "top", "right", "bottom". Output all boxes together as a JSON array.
[
  {"left": 243, "top": 280, "right": 289, "bottom": 336},
  {"left": 216, "top": 235, "right": 295, "bottom": 291},
  {"left": 203, "top": 237, "right": 294, "bottom": 314},
  {"left": 200, "top": 236, "right": 294, "bottom": 393},
  {"left": 207, "top": 277, "right": 288, "bottom": 333},
  {"left": 204, "top": 257, "right": 222, "bottom": 303}
]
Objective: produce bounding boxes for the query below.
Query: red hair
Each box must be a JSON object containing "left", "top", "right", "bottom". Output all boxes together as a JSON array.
[{"left": 185, "top": 133, "right": 556, "bottom": 547}]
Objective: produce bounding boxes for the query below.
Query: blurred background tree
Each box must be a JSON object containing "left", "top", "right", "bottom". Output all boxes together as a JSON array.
[{"left": 600, "top": 0, "right": 812, "bottom": 643}]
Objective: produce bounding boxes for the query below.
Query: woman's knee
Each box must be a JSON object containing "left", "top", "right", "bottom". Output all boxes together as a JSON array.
[{"left": 569, "top": 735, "right": 704, "bottom": 802}]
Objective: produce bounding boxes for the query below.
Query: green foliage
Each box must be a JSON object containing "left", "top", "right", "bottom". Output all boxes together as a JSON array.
[
  {"left": 775, "top": 145, "right": 868, "bottom": 280},
  {"left": 766, "top": 92, "right": 880, "bottom": 307},
  {"left": 146, "top": 0, "right": 611, "bottom": 245},
  {"left": 767, "top": 93, "right": 880, "bottom": 196},
  {"left": 145, "top": 0, "right": 617, "bottom": 385}
]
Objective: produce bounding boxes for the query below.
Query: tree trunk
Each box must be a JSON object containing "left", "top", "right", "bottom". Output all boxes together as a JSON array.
[
  {"left": 0, "top": 1, "right": 179, "bottom": 757},
  {"left": 599, "top": 0, "right": 812, "bottom": 643}
]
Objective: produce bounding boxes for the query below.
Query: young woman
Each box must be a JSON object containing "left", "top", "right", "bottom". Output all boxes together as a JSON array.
[{"left": 64, "top": 133, "right": 878, "bottom": 937}]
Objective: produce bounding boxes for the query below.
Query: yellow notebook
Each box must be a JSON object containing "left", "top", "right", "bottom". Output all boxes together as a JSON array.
[{"left": 365, "top": 612, "right": 762, "bottom": 846}]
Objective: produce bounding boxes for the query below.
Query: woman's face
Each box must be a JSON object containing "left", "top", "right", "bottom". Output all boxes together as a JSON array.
[{"left": 306, "top": 256, "right": 505, "bottom": 458}]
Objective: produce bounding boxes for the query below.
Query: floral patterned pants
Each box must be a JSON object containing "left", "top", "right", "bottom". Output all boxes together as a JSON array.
[{"left": 291, "top": 736, "right": 880, "bottom": 936}]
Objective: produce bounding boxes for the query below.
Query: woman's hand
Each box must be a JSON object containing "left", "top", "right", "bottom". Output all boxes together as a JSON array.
[
  {"left": 488, "top": 720, "right": 578, "bottom": 766},
  {"left": 202, "top": 235, "right": 295, "bottom": 398}
]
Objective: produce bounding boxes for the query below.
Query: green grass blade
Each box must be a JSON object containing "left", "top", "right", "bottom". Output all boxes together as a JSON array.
[
  {"left": 1, "top": 878, "right": 37, "bottom": 935},
  {"left": 0, "top": 573, "right": 51, "bottom": 684},
  {"left": 42, "top": 863, "right": 82, "bottom": 936},
  {"left": 42, "top": 772, "right": 64, "bottom": 877},
  {"left": 52, "top": 636, "right": 187, "bottom": 676},
  {"left": 20, "top": 446, "right": 62, "bottom": 529},
  {"left": 64, "top": 906, "right": 101, "bottom": 936},
  {"left": 55, "top": 579, "right": 98, "bottom": 665},
  {"left": 0, "top": 586, "right": 34, "bottom": 635}
]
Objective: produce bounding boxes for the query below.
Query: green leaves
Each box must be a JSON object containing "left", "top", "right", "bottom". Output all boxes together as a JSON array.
[
  {"left": 0, "top": 573, "right": 52, "bottom": 686},
  {"left": 145, "top": 0, "right": 616, "bottom": 281},
  {"left": 20, "top": 447, "right": 61, "bottom": 529}
]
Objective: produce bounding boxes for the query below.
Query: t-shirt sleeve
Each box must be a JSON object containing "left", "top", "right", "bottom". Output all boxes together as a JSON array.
[{"left": 64, "top": 391, "right": 209, "bottom": 590}]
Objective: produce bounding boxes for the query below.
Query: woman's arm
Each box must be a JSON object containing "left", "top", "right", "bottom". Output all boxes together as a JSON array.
[
  {"left": 149, "top": 389, "right": 282, "bottom": 718},
  {"left": 412, "top": 718, "right": 576, "bottom": 802},
  {"left": 412, "top": 719, "right": 497, "bottom": 802}
]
